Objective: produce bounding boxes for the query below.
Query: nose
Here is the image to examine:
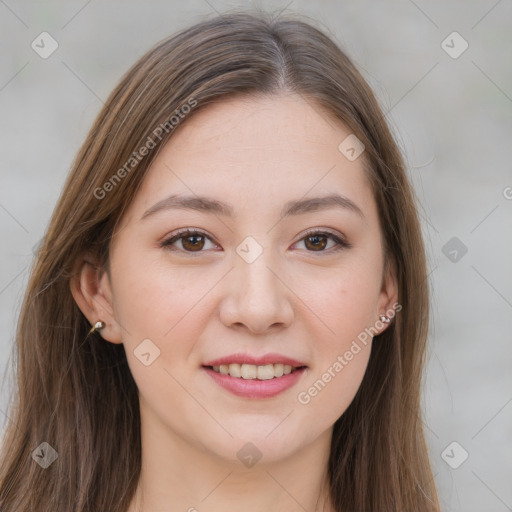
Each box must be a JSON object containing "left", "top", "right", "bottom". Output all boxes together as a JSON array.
[{"left": 218, "top": 249, "right": 294, "bottom": 334}]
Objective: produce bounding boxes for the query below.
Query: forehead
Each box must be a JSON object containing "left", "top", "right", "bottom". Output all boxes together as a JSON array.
[
  {"left": 121, "top": 93, "right": 377, "bottom": 226},
  {"left": 168, "top": 93, "right": 353, "bottom": 163}
]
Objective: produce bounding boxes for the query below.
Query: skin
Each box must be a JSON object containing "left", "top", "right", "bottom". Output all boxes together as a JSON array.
[{"left": 71, "top": 93, "right": 397, "bottom": 512}]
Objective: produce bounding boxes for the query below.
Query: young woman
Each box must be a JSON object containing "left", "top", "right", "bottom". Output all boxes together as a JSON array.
[{"left": 0, "top": 10, "right": 440, "bottom": 512}]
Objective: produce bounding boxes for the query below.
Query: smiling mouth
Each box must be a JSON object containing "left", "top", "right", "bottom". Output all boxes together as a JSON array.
[{"left": 203, "top": 363, "right": 307, "bottom": 380}]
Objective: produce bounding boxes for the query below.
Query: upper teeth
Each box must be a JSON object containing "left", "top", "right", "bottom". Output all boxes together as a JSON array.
[{"left": 212, "top": 363, "right": 296, "bottom": 380}]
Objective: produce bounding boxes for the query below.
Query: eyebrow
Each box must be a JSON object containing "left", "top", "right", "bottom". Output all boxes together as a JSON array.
[{"left": 140, "top": 193, "right": 365, "bottom": 221}]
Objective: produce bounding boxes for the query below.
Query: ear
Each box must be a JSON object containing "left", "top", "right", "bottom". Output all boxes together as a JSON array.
[
  {"left": 375, "top": 257, "right": 399, "bottom": 334},
  {"left": 70, "top": 252, "right": 123, "bottom": 344}
]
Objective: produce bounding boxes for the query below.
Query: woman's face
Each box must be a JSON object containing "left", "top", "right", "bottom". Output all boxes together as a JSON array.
[{"left": 98, "top": 94, "right": 396, "bottom": 464}]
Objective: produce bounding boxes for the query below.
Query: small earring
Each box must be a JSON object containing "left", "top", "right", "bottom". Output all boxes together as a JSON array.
[
  {"left": 89, "top": 320, "right": 105, "bottom": 334},
  {"left": 379, "top": 315, "right": 391, "bottom": 324}
]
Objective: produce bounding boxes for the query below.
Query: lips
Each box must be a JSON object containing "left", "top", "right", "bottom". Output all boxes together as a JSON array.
[
  {"left": 201, "top": 353, "right": 308, "bottom": 398},
  {"left": 202, "top": 353, "right": 306, "bottom": 368}
]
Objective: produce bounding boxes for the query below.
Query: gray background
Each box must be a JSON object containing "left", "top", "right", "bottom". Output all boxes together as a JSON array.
[{"left": 1, "top": 1, "right": 511, "bottom": 510}]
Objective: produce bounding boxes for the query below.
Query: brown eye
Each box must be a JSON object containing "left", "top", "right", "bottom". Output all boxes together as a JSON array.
[
  {"left": 181, "top": 233, "right": 205, "bottom": 251},
  {"left": 162, "top": 228, "right": 350, "bottom": 256},
  {"left": 295, "top": 230, "right": 350, "bottom": 253},
  {"left": 162, "top": 229, "right": 217, "bottom": 254},
  {"left": 304, "top": 234, "right": 328, "bottom": 251}
]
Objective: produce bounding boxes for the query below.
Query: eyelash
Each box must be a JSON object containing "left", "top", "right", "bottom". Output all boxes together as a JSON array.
[{"left": 161, "top": 228, "right": 351, "bottom": 255}]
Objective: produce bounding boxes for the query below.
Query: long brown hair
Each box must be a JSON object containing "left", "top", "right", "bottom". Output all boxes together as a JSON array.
[{"left": 0, "top": 9, "right": 439, "bottom": 511}]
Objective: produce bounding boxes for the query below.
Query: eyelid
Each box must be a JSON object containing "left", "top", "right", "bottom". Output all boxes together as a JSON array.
[
  {"left": 297, "top": 227, "right": 349, "bottom": 244},
  {"left": 161, "top": 227, "right": 351, "bottom": 254},
  {"left": 161, "top": 228, "right": 219, "bottom": 253},
  {"left": 293, "top": 228, "right": 351, "bottom": 251}
]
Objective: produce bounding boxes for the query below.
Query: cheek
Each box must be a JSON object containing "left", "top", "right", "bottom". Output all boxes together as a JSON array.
[
  {"left": 109, "top": 250, "right": 215, "bottom": 372},
  {"left": 292, "top": 263, "right": 377, "bottom": 422},
  {"left": 112, "top": 262, "right": 215, "bottom": 420},
  {"left": 111, "top": 245, "right": 203, "bottom": 329},
  {"left": 292, "top": 261, "right": 381, "bottom": 343},
  {"left": 297, "top": 332, "right": 372, "bottom": 427}
]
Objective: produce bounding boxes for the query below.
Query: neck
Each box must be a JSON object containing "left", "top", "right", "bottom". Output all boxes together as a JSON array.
[{"left": 127, "top": 404, "right": 334, "bottom": 512}]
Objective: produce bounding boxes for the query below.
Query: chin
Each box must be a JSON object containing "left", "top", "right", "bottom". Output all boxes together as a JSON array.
[{"left": 196, "top": 420, "right": 313, "bottom": 467}]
